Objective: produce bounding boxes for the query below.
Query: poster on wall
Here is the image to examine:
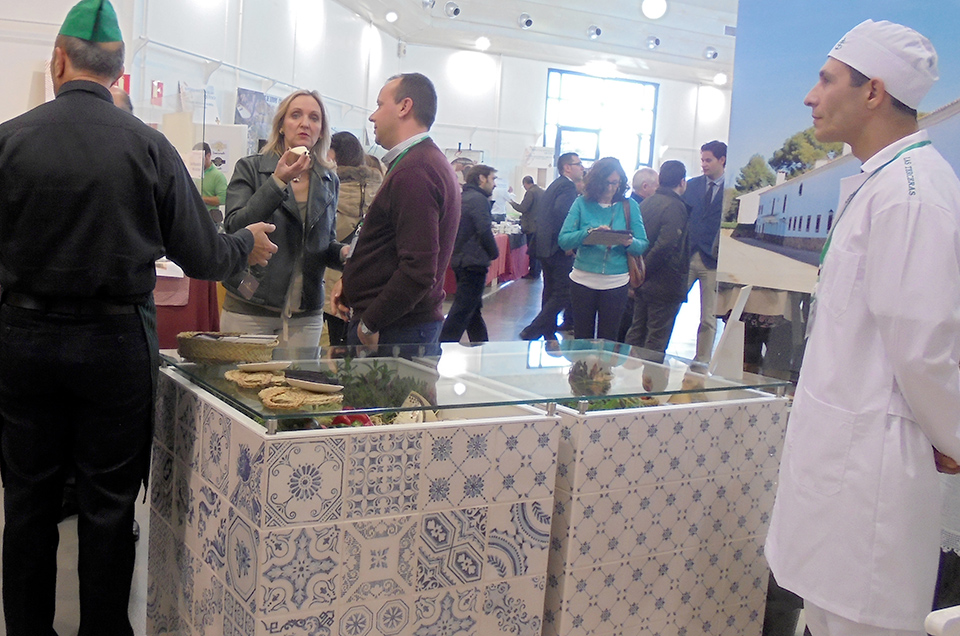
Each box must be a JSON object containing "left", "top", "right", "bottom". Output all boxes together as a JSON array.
[
  {"left": 719, "top": 1, "right": 960, "bottom": 376},
  {"left": 235, "top": 88, "right": 281, "bottom": 156},
  {"left": 179, "top": 82, "right": 219, "bottom": 124},
  {"left": 723, "top": 1, "right": 960, "bottom": 293}
]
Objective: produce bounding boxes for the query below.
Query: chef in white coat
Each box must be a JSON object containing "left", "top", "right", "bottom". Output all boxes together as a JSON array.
[{"left": 765, "top": 20, "right": 960, "bottom": 636}]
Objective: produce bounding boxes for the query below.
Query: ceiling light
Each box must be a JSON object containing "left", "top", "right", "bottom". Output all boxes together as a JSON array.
[
  {"left": 444, "top": 1, "right": 460, "bottom": 18},
  {"left": 713, "top": 72, "right": 728, "bottom": 86},
  {"left": 641, "top": 0, "right": 668, "bottom": 20},
  {"left": 475, "top": 36, "right": 490, "bottom": 51},
  {"left": 385, "top": 11, "right": 398, "bottom": 22},
  {"left": 518, "top": 13, "right": 533, "bottom": 29},
  {"left": 703, "top": 46, "right": 719, "bottom": 60},
  {"left": 421, "top": 0, "right": 435, "bottom": 8},
  {"left": 646, "top": 36, "right": 660, "bottom": 49},
  {"left": 587, "top": 25, "right": 601, "bottom": 40}
]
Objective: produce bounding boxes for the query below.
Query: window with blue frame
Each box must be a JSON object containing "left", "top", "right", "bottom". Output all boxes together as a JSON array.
[{"left": 544, "top": 69, "right": 658, "bottom": 172}]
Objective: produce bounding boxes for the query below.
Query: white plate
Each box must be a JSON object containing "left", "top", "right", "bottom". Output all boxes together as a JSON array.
[
  {"left": 286, "top": 378, "right": 344, "bottom": 393},
  {"left": 237, "top": 361, "right": 291, "bottom": 372}
]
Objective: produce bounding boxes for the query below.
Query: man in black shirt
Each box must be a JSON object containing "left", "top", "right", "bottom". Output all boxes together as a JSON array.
[{"left": 0, "top": 2, "right": 276, "bottom": 633}]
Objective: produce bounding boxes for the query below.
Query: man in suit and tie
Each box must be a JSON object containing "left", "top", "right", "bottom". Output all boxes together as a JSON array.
[
  {"left": 510, "top": 175, "right": 545, "bottom": 279},
  {"left": 519, "top": 152, "right": 584, "bottom": 340},
  {"left": 682, "top": 140, "right": 726, "bottom": 363}
]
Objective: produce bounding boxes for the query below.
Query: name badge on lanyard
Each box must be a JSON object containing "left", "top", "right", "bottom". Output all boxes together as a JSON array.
[{"left": 806, "top": 139, "right": 930, "bottom": 339}]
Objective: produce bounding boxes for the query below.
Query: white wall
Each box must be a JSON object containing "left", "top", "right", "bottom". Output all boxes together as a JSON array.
[{"left": 0, "top": 0, "right": 731, "bottom": 188}]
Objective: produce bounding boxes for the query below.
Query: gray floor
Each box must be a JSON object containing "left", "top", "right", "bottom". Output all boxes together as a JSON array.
[{"left": 0, "top": 276, "right": 715, "bottom": 635}]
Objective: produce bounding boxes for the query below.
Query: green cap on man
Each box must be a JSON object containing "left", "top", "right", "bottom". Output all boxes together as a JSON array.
[{"left": 59, "top": 0, "right": 122, "bottom": 43}]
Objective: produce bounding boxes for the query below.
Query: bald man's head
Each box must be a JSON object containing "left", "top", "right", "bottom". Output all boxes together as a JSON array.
[{"left": 110, "top": 86, "right": 132, "bottom": 113}]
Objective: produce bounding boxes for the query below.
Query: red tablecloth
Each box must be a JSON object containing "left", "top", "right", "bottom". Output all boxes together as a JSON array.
[
  {"left": 443, "top": 234, "right": 529, "bottom": 294},
  {"left": 155, "top": 277, "right": 220, "bottom": 348}
]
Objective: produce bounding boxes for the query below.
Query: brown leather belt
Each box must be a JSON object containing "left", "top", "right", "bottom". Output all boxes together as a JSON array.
[{"left": 2, "top": 292, "right": 138, "bottom": 316}]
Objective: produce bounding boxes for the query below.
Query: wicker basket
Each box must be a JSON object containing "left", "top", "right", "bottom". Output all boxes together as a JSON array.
[{"left": 176, "top": 332, "right": 279, "bottom": 363}]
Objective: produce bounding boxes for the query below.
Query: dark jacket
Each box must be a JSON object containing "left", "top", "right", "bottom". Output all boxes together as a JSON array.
[
  {"left": 534, "top": 176, "right": 579, "bottom": 260},
  {"left": 451, "top": 184, "right": 499, "bottom": 269},
  {"left": 341, "top": 138, "right": 461, "bottom": 332},
  {"left": 682, "top": 174, "right": 724, "bottom": 268},
  {"left": 511, "top": 184, "right": 544, "bottom": 234},
  {"left": 639, "top": 186, "right": 690, "bottom": 302},
  {"left": 223, "top": 153, "right": 344, "bottom": 313},
  {"left": 0, "top": 80, "right": 252, "bottom": 301}
]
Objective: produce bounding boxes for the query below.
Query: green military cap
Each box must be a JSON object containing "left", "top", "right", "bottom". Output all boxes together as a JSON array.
[{"left": 59, "top": 0, "right": 122, "bottom": 43}]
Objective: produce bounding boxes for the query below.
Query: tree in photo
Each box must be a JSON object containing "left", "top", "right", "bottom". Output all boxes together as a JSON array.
[
  {"left": 735, "top": 153, "right": 777, "bottom": 193},
  {"left": 769, "top": 127, "right": 843, "bottom": 178}
]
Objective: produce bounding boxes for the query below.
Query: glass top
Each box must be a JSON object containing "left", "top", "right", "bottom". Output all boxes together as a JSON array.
[{"left": 161, "top": 339, "right": 790, "bottom": 431}]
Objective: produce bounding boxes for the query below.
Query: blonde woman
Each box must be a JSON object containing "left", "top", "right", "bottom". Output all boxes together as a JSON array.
[{"left": 221, "top": 90, "right": 348, "bottom": 348}]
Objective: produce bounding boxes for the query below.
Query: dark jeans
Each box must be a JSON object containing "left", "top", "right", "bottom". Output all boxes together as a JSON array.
[
  {"left": 624, "top": 293, "right": 684, "bottom": 361},
  {"left": 440, "top": 266, "right": 489, "bottom": 343},
  {"left": 617, "top": 293, "right": 635, "bottom": 342},
  {"left": 524, "top": 251, "right": 574, "bottom": 338},
  {"left": 569, "top": 280, "right": 630, "bottom": 341},
  {"left": 347, "top": 317, "right": 443, "bottom": 358},
  {"left": 0, "top": 304, "right": 152, "bottom": 636}
]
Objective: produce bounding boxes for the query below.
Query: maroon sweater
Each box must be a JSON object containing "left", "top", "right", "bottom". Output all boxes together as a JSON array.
[{"left": 341, "top": 138, "right": 461, "bottom": 332}]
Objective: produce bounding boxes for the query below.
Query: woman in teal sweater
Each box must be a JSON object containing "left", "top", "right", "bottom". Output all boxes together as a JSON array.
[{"left": 559, "top": 157, "right": 649, "bottom": 340}]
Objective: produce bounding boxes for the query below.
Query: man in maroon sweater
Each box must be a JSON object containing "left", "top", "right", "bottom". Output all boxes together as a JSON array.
[{"left": 332, "top": 73, "right": 461, "bottom": 356}]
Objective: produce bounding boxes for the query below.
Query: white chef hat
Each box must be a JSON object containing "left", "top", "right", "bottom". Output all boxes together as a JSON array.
[{"left": 828, "top": 19, "right": 938, "bottom": 110}]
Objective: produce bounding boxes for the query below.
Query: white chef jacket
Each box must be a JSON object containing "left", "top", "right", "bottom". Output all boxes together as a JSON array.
[{"left": 766, "top": 130, "right": 960, "bottom": 630}]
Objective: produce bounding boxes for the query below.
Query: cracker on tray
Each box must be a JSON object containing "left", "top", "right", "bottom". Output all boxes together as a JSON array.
[
  {"left": 258, "top": 386, "right": 343, "bottom": 410},
  {"left": 224, "top": 369, "right": 286, "bottom": 389}
]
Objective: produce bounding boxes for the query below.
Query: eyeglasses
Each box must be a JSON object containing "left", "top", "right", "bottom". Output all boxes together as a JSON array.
[
  {"left": 606, "top": 179, "right": 622, "bottom": 187},
  {"left": 569, "top": 162, "right": 583, "bottom": 167}
]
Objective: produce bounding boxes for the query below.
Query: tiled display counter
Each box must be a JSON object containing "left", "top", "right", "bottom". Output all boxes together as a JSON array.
[
  {"left": 147, "top": 367, "right": 561, "bottom": 636},
  {"left": 543, "top": 393, "right": 788, "bottom": 636}
]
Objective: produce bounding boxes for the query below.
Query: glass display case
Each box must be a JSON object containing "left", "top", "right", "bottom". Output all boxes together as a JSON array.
[{"left": 160, "top": 339, "right": 790, "bottom": 431}]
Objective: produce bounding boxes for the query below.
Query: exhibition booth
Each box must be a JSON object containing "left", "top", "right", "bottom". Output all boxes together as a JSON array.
[{"left": 149, "top": 340, "right": 788, "bottom": 636}]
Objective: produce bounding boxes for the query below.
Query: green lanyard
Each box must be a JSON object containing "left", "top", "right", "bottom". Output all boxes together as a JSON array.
[
  {"left": 386, "top": 136, "right": 429, "bottom": 175},
  {"left": 819, "top": 140, "right": 931, "bottom": 267}
]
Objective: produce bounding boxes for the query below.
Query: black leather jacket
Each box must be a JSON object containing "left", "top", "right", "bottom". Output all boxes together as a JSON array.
[{"left": 223, "top": 153, "right": 344, "bottom": 312}]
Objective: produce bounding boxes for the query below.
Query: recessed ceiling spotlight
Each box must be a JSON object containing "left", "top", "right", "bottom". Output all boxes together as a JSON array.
[
  {"left": 421, "top": 0, "right": 435, "bottom": 8},
  {"left": 641, "top": 0, "right": 668, "bottom": 20},
  {"left": 385, "top": 11, "right": 398, "bottom": 23},
  {"left": 587, "top": 25, "right": 602, "bottom": 40},
  {"left": 713, "top": 72, "right": 728, "bottom": 86},
  {"left": 518, "top": 13, "right": 533, "bottom": 29},
  {"left": 646, "top": 36, "right": 660, "bottom": 49},
  {"left": 444, "top": 1, "right": 460, "bottom": 18},
  {"left": 476, "top": 36, "right": 491, "bottom": 51},
  {"left": 703, "top": 46, "right": 718, "bottom": 60}
]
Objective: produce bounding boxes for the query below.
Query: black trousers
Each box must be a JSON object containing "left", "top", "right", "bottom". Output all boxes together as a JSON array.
[
  {"left": 525, "top": 233, "right": 541, "bottom": 277},
  {"left": 0, "top": 305, "right": 152, "bottom": 636},
  {"left": 625, "top": 293, "right": 684, "bottom": 361},
  {"left": 440, "top": 266, "right": 490, "bottom": 343},
  {"left": 569, "top": 281, "right": 630, "bottom": 341},
  {"left": 525, "top": 251, "right": 574, "bottom": 338}
]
